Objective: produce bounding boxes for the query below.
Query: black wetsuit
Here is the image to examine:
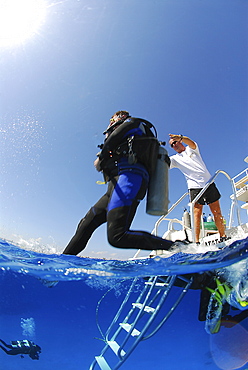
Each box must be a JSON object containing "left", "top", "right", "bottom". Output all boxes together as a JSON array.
[
  {"left": 63, "top": 117, "right": 174, "bottom": 255},
  {"left": 0, "top": 339, "right": 41, "bottom": 360}
]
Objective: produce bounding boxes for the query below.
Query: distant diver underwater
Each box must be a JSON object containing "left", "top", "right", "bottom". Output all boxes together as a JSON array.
[{"left": 0, "top": 339, "right": 41, "bottom": 360}]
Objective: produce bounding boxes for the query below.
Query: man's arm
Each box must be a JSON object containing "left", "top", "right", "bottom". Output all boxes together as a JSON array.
[{"left": 169, "top": 134, "right": 196, "bottom": 149}]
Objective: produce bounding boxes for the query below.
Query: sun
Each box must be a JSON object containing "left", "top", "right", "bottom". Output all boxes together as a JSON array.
[{"left": 0, "top": 0, "right": 47, "bottom": 48}]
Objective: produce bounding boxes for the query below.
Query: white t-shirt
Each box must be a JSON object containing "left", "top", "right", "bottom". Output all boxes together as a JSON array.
[{"left": 170, "top": 144, "right": 211, "bottom": 189}]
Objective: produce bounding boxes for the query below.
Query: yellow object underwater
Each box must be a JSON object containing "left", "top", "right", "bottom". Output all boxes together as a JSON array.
[
  {"left": 205, "top": 279, "right": 232, "bottom": 334},
  {"left": 206, "top": 279, "right": 231, "bottom": 305}
]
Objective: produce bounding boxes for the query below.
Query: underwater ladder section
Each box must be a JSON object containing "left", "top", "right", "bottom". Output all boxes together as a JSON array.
[{"left": 89, "top": 275, "right": 193, "bottom": 370}]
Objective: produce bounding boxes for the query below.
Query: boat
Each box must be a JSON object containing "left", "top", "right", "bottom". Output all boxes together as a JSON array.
[
  {"left": 133, "top": 156, "right": 248, "bottom": 259},
  {"left": 89, "top": 158, "right": 248, "bottom": 370}
]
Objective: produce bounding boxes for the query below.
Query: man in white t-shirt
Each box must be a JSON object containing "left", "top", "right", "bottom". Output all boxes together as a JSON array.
[{"left": 169, "top": 134, "right": 226, "bottom": 244}]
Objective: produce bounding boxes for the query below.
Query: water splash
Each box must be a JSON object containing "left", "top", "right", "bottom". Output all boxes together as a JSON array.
[
  {"left": 11, "top": 235, "right": 57, "bottom": 255},
  {"left": 218, "top": 260, "right": 248, "bottom": 309},
  {"left": 0, "top": 111, "right": 46, "bottom": 183},
  {"left": 1, "top": 237, "right": 248, "bottom": 281}
]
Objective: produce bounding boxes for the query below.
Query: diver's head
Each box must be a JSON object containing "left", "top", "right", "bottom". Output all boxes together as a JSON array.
[
  {"left": 35, "top": 345, "right": 41, "bottom": 352},
  {"left": 30, "top": 353, "right": 39, "bottom": 360},
  {"left": 103, "top": 110, "right": 130, "bottom": 135}
]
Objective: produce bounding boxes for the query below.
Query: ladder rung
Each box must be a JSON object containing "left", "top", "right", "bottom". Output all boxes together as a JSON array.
[
  {"left": 177, "top": 276, "right": 192, "bottom": 284},
  {"left": 132, "top": 303, "right": 155, "bottom": 314},
  {"left": 119, "top": 323, "right": 140, "bottom": 336},
  {"left": 145, "top": 281, "right": 169, "bottom": 288},
  {"left": 107, "top": 341, "right": 126, "bottom": 357},
  {"left": 95, "top": 356, "right": 112, "bottom": 370}
]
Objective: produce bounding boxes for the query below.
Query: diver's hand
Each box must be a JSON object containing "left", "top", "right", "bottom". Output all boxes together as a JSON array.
[{"left": 94, "top": 157, "right": 101, "bottom": 172}]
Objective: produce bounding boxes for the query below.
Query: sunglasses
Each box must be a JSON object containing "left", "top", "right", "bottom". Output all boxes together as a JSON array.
[{"left": 170, "top": 140, "right": 178, "bottom": 148}]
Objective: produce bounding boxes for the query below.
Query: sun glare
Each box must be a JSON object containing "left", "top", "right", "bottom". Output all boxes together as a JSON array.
[{"left": 0, "top": 0, "right": 47, "bottom": 48}]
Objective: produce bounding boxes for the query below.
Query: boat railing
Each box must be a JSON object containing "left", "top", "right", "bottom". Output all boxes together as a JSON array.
[
  {"left": 132, "top": 169, "right": 242, "bottom": 259},
  {"left": 132, "top": 193, "right": 188, "bottom": 259},
  {"left": 230, "top": 168, "right": 248, "bottom": 216},
  {"left": 231, "top": 168, "right": 248, "bottom": 187},
  {"left": 152, "top": 192, "right": 189, "bottom": 236},
  {"left": 161, "top": 217, "right": 191, "bottom": 231}
]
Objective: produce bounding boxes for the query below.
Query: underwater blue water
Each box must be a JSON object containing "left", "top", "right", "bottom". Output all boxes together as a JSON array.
[{"left": 0, "top": 237, "right": 248, "bottom": 370}]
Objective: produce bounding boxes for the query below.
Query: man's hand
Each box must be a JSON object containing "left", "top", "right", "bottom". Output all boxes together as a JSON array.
[
  {"left": 169, "top": 134, "right": 196, "bottom": 150},
  {"left": 169, "top": 134, "right": 183, "bottom": 141}
]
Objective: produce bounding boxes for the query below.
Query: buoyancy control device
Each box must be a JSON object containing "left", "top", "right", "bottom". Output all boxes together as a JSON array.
[
  {"left": 146, "top": 144, "right": 170, "bottom": 216},
  {"left": 98, "top": 117, "right": 170, "bottom": 215}
]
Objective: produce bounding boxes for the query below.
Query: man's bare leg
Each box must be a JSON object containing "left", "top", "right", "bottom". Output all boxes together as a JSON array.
[
  {"left": 194, "top": 203, "right": 203, "bottom": 243},
  {"left": 209, "top": 200, "right": 226, "bottom": 238}
]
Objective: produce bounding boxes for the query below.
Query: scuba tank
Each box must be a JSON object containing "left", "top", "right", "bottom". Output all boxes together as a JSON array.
[
  {"left": 183, "top": 208, "right": 191, "bottom": 229},
  {"left": 146, "top": 145, "right": 170, "bottom": 216}
]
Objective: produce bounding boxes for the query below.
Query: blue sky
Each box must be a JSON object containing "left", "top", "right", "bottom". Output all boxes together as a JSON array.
[{"left": 1, "top": 0, "right": 247, "bottom": 259}]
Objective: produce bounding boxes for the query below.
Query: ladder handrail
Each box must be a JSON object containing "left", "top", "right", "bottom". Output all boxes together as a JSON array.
[
  {"left": 104, "top": 278, "right": 139, "bottom": 341},
  {"left": 90, "top": 277, "right": 162, "bottom": 370},
  {"left": 110, "top": 276, "right": 161, "bottom": 357},
  {"left": 153, "top": 192, "right": 189, "bottom": 236},
  {"left": 89, "top": 274, "right": 192, "bottom": 370},
  {"left": 113, "top": 276, "right": 177, "bottom": 363},
  {"left": 142, "top": 276, "right": 193, "bottom": 340}
]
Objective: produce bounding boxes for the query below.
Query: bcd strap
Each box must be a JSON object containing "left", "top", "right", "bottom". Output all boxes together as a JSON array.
[
  {"left": 124, "top": 136, "right": 160, "bottom": 175},
  {"left": 158, "top": 152, "right": 171, "bottom": 167},
  {"left": 134, "top": 118, "right": 158, "bottom": 138},
  {"left": 127, "top": 136, "right": 137, "bottom": 164}
]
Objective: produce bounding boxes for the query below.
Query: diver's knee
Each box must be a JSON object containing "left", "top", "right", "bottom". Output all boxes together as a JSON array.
[
  {"left": 107, "top": 233, "right": 119, "bottom": 247},
  {"left": 107, "top": 231, "right": 125, "bottom": 249}
]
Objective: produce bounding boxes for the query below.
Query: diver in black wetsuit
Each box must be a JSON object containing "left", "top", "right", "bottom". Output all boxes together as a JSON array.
[
  {"left": 0, "top": 339, "right": 41, "bottom": 359},
  {"left": 63, "top": 110, "right": 176, "bottom": 256}
]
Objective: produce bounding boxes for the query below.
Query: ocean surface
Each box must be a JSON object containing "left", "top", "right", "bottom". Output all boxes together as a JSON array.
[{"left": 0, "top": 237, "right": 248, "bottom": 370}]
